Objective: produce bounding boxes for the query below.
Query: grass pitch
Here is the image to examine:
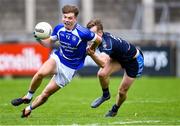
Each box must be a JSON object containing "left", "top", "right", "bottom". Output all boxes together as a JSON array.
[{"left": 0, "top": 77, "right": 180, "bottom": 125}]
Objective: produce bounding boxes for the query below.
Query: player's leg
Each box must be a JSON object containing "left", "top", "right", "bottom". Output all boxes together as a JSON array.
[
  {"left": 28, "top": 57, "right": 57, "bottom": 93},
  {"left": 91, "top": 58, "right": 122, "bottom": 108},
  {"left": 11, "top": 57, "right": 57, "bottom": 106},
  {"left": 105, "top": 52, "right": 144, "bottom": 117},
  {"left": 116, "top": 74, "right": 135, "bottom": 107},
  {"left": 21, "top": 54, "right": 76, "bottom": 117},
  {"left": 105, "top": 73, "right": 135, "bottom": 117},
  {"left": 98, "top": 58, "right": 122, "bottom": 89},
  {"left": 21, "top": 76, "right": 60, "bottom": 118}
]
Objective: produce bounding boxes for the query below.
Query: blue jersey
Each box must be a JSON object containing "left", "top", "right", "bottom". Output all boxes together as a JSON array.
[
  {"left": 52, "top": 23, "right": 96, "bottom": 70},
  {"left": 99, "top": 32, "right": 137, "bottom": 62}
]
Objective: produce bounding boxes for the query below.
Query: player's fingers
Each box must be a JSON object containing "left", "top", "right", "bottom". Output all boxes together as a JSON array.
[
  {"left": 86, "top": 47, "right": 95, "bottom": 55},
  {"left": 86, "top": 47, "right": 90, "bottom": 54}
]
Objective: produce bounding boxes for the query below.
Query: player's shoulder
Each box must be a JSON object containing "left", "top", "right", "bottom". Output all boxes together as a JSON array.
[
  {"left": 102, "top": 32, "right": 112, "bottom": 39},
  {"left": 54, "top": 23, "right": 64, "bottom": 29},
  {"left": 103, "top": 32, "right": 111, "bottom": 36},
  {"left": 103, "top": 32, "right": 123, "bottom": 40},
  {"left": 103, "top": 32, "right": 126, "bottom": 44},
  {"left": 76, "top": 24, "right": 92, "bottom": 35},
  {"left": 52, "top": 23, "right": 64, "bottom": 35}
]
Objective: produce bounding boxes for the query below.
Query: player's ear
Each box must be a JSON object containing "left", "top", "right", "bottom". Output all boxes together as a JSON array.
[{"left": 74, "top": 15, "right": 78, "bottom": 20}]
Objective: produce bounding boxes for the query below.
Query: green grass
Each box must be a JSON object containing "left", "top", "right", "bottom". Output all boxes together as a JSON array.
[{"left": 0, "top": 77, "right": 180, "bottom": 125}]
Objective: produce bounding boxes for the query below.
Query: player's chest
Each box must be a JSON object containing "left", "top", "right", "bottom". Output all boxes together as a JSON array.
[{"left": 58, "top": 31, "right": 80, "bottom": 47}]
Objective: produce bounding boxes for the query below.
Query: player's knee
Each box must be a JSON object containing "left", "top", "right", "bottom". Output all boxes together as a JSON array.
[
  {"left": 35, "top": 72, "right": 46, "bottom": 79},
  {"left": 97, "top": 71, "right": 108, "bottom": 79}
]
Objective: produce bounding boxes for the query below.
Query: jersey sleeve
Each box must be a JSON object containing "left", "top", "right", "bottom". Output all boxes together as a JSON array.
[
  {"left": 51, "top": 24, "right": 63, "bottom": 41},
  {"left": 77, "top": 25, "right": 97, "bottom": 41}
]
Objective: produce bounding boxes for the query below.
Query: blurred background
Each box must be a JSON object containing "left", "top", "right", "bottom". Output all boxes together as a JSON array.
[{"left": 0, "top": 0, "right": 180, "bottom": 77}]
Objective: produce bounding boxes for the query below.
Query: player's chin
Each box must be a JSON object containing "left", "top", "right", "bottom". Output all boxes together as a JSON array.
[{"left": 64, "top": 25, "right": 71, "bottom": 30}]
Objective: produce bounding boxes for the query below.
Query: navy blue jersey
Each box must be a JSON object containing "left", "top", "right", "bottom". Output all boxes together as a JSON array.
[
  {"left": 99, "top": 32, "right": 144, "bottom": 78},
  {"left": 51, "top": 23, "right": 97, "bottom": 70},
  {"left": 99, "top": 32, "right": 137, "bottom": 62}
]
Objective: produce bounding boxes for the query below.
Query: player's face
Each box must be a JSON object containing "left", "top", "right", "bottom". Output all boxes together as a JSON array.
[
  {"left": 62, "top": 13, "right": 77, "bottom": 30},
  {"left": 90, "top": 26, "right": 103, "bottom": 37}
]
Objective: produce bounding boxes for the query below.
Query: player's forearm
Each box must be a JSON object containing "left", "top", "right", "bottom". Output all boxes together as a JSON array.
[
  {"left": 38, "top": 37, "right": 53, "bottom": 48},
  {"left": 90, "top": 53, "right": 105, "bottom": 68},
  {"left": 90, "top": 42, "right": 99, "bottom": 50},
  {"left": 90, "top": 36, "right": 102, "bottom": 50}
]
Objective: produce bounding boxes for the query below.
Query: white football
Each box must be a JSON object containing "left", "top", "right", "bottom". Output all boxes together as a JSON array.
[{"left": 34, "top": 22, "right": 52, "bottom": 39}]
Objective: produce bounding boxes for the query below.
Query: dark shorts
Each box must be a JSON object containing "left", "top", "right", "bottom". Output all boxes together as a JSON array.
[{"left": 120, "top": 51, "right": 144, "bottom": 78}]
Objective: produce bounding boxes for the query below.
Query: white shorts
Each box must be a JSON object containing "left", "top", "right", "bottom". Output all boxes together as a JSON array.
[{"left": 50, "top": 52, "right": 76, "bottom": 88}]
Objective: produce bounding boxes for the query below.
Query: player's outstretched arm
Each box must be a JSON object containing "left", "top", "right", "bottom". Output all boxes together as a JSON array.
[
  {"left": 34, "top": 34, "right": 56, "bottom": 48},
  {"left": 87, "top": 46, "right": 105, "bottom": 68},
  {"left": 36, "top": 37, "right": 54, "bottom": 48}
]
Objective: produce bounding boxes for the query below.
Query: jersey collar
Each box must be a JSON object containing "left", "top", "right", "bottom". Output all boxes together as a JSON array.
[{"left": 65, "top": 23, "right": 77, "bottom": 32}]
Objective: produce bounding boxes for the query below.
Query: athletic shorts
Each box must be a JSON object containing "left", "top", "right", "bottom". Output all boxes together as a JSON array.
[
  {"left": 121, "top": 50, "right": 144, "bottom": 78},
  {"left": 50, "top": 52, "right": 76, "bottom": 88}
]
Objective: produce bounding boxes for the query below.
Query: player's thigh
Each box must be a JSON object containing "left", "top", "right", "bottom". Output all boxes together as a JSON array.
[
  {"left": 99, "top": 52, "right": 110, "bottom": 63},
  {"left": 37, "top": 57, "right": 57, "bottom": 76},
  {"left": 98, "top": 58, "right": 122, "bottom": 76},
  {"left": 42, "top": 76, "right": 60, "bottom": 97}
]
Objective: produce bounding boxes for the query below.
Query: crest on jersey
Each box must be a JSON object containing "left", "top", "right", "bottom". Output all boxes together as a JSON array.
[
  {"left": 102, "top": 41, "right": 107, "bottom": 48},
  {"left": 72, "top": 35, "right": 77, "bottom": 42},
  {"left": 102, "top": 38, "right": 112, "bottom": 50}
]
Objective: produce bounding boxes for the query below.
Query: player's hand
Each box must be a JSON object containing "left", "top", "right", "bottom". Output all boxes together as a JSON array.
[
  {"left": 86, "top": 45, "right": 95, "bottom": 56},
  {"left": 33, "top": 32, "right": 42, "bottom": 42}
]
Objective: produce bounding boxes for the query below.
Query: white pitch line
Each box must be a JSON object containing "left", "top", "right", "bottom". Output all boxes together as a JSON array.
[
  {"left": 83, "top": 120, "right": 161, "bottom": 126},
  {"left": 126, "top": 99, "right": 180, "bottom": 104},
  {"left": 110, "top": 120, "right": 161, "bottom": 125}
]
